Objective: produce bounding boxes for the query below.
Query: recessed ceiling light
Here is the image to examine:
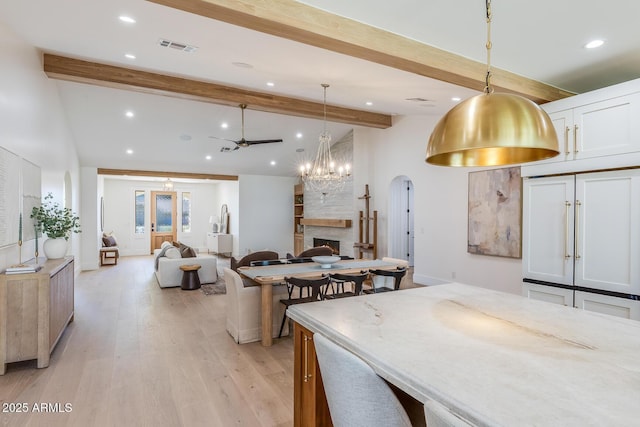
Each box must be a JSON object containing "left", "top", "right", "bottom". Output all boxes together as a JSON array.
[
  {"left": 267, "top": 82, "right": 275, "bottom": 87},
  {"left": 585, "top": 39, "right": 605, "bottom": 49},
  {"left": 126, "top": 149, "right": 133, "bottom": 154},
  {"left": 365, "top": 101, "right": 373, "bottom": 106},
  {"left": 119, "top": 16, "right": 136, "bottom": 24},
  {"left": 125, "top": 53, "right": 136, "bottom": 60},
  {"left": 125, "top": 111, "right": 134, "bottom": 118},
  {"left": 270, "top": 161, "right": 276, "bottom": 166},
  {"left": 296, "top": 132, "right": 303, "bottom": 139},
  {"left": 205, "top": 155, "right": 212, "bottom": 160},
  {"left": 232, "top": 62, "right": 253, "bottom": 69},
  {"left": 221, "top": 122, "right": 228, "bottom": 129},
  {"left": 451, "top": 97, "right": 461, "bottom": 102}
]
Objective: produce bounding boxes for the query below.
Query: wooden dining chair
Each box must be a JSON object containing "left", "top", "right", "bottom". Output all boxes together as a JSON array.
[
  {"left": 325, "top": 271, "right": 368, "bottom": 299},
  {"left": 278, "top": 275, "right": 330, "bottom": 338},
  {"left": 313, "top": 333, "right": 412, "bottom": 427},
  {"left": 363, "top": 268, "right": 407, "bottom": 294}
]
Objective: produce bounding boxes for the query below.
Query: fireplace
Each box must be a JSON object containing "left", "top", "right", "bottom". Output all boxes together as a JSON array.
[{"left": 314, "top": 238, "right": 340, "bottom": 255}]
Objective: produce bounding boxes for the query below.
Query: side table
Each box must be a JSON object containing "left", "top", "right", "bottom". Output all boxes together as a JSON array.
[{"left": 179, "top": 264, "right": 202, "bottom": 290}]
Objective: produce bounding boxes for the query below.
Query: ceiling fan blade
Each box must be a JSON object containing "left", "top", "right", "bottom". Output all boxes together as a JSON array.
[
  {"left": 209, "top": 136, "right": 238, "bottom": 143},
  {"left": 244, "top": 139, "right": 283, "bottom": 145}
]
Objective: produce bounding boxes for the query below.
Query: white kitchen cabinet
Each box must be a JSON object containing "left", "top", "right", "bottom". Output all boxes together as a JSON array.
[
  {"left": 575, "top": 291, "right": 640, "bottom": 321},
  {"left": 522, "top": 282, "right": 573, "bottom": 307},
  {"left": 523, "top": 80, "right": 640, "bottom": 176},
  {"left": 206, "top": 232, "right": 233, "bottom": 256},
  {"left": 523, "top": 169, "right": 640, "bottom": 314},
  {"left": 545, "top": 93, "right": 640, "bottom": 162}
]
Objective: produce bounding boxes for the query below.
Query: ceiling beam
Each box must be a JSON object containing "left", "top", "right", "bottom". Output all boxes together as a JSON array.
[
  {"left": 148, "top": 0, "right": 574, "bottom": 104},
  {"left": 43, "top": 54, "right": 392, "bottom": 129},
  {"left": 98, "top": 168, "right": 238, "bottom": 181}
]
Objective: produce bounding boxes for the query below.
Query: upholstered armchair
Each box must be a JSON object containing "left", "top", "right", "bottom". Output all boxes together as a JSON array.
[
  {"left": 223, "top": 267, "right": 290, "bottom": 343},
  {"left": 230, "top": 250, "right": 279, "bottom": 271}
]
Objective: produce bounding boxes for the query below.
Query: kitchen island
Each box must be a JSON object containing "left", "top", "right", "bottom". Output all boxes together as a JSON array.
[{"left": 287, "top": 283, "right": 640, "bottom": 426}]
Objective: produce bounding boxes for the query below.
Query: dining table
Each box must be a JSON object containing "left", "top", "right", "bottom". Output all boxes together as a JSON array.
[{"left": 237, "top": 258, "right": 401, "bottom": 346}]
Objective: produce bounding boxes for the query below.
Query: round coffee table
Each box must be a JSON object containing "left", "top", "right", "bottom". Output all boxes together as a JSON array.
[{"left": 179, "top": 264, "right": 202, "bottom": 290}]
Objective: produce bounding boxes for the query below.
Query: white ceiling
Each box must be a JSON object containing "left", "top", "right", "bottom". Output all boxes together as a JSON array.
[{"left": 1, "top": 0, "right": 639, "bottom": 177}]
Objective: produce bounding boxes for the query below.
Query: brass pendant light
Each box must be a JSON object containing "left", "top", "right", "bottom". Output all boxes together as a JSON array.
[{"left": 426, "top": 0, "right": 559, "bottom": 167}]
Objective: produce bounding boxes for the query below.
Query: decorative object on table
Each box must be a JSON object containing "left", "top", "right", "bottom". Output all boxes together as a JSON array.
[
  {"left": 299, "top": 84, "right": 351, "bottom": 201},
  {"left": 468, "top": 166, "right": 521, "bottom": 258},
  {"left": 220, "top": 204, "right": 229, "bottom": 234},
  {"left": 30, "top": 192, "right": 81, "bottom": 259},
  {"left": 354, "top": 184, "right": 377, "bottom": 259},
  {"left": 426, "top": 0, "right": 558, "bottom": 167},
  {"left": 312, "top": 255, "right": 341, "bottom": 269}
]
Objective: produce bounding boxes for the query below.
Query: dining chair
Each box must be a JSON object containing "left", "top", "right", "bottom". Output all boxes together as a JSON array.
[
  {"left": 230, "top": 250, "right": 279, "bottom": 271},
  {"left": 286, "top": 245, "right": 334, "bottom": 259},
  {"left": 278, "top": 275, "right": 330, "bottom": 338},
  {"left": 249, "top": 259, "right": 285, "bottom": 267},
  {"left": 325, "top": 271, "right": 368, "bottom": 299},
  {"left": 363, "top": 268, "right": 407, "bottom": 294},
  {"left": 423, "top": 399, "right": 473, "bottom": 427},
  {"left": 313, "top": 333, "right": 412, "bottom": 427}
]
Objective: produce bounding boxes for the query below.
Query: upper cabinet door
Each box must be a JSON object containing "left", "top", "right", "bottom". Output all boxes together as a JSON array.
[
  {"left": 574, "top": 93, "right": 640, "bottom": 159},
  {"left": 522, "top": 175, "right": 575, "bottom": 285},
  {"left": 548, "top": 109, "right": 574, "bottom": 162},
  {"left": 574, "top": 170, "right": 640, "bottom": 295}
]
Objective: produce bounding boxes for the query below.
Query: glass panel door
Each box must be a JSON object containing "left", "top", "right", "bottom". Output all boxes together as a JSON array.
[{"left": 150, "top": 191, "right": 177, "bottom": 253}]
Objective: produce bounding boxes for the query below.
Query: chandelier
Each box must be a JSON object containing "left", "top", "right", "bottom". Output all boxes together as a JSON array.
[
  {"left": 300, "top": 84, "right": 351, "bottom": 199},
  {"left": 426, "top": 0, "right": 558, "bottom": 166},
  {"left": 162, "top": 178, "right": 174, "bottom": 191}
]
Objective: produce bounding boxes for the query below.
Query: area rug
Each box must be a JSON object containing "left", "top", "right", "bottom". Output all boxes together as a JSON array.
[{"left": 201, "top": 280, "right": 226, "bottom": 295}]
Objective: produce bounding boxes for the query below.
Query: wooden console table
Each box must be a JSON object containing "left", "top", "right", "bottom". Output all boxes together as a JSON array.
[{"left": 0, "top": 257, "right": 74, "bottom": 375}]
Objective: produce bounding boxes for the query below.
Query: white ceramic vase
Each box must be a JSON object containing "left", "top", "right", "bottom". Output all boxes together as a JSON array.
[{"left": 43, "top": 238, "right": 68, "bottom": 259}]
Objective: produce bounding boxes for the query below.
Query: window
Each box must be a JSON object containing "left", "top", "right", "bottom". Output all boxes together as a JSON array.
[
  {"left": 182, "top": 192, "right": 191, "bottom": 232},
  {"left": 135, "top": 190, "right": 145, "bottom": 234}
]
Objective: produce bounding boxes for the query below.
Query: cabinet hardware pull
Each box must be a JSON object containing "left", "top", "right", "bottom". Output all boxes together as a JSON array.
[
  {"left": 574, "top": 125, "right": 579, "bottom": 154},
  {"left": 303, "top": 335, "right": 312, "bottom": 382},
  {"left": 575, "top": 200, "right": 582, "bottom": 260},
  {"left": 565, "top": 201, "right": 571, "bottom": 259},
  {"left": 564, "top": 126, "right": 570, "bottom": 155}
]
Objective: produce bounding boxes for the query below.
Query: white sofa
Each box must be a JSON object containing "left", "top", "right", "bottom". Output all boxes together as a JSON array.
[
  {"left": 224, "top": 267, "right": 290, "bottom": 343},
  {"left": 153, "top": 248, "right": 218, "bottom": 288}
]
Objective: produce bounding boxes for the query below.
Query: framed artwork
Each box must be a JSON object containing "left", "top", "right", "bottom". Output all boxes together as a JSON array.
[{"left": 468, "top": 166, "right": 521, "bottom": 258}]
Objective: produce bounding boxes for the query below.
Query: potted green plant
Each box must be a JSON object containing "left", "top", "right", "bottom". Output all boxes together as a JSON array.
[{"left": 31, "top": 193, "right": 81, "bottom": 259}]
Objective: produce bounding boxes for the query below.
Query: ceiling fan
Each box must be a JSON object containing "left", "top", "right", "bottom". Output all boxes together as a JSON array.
[{"left": 210, "top": 104, "right": 283, "bottom": 152}]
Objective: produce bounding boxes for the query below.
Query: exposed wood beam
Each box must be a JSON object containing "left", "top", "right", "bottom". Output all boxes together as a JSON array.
[
  {"left": 98, "top": 168, "right": 238, "bottom": 181},
  {"left": 147, "top": 0, "right": 574, "bottom": 104},
  {"left": 43, "top": 54, "right": 392, "bottom": 129}
]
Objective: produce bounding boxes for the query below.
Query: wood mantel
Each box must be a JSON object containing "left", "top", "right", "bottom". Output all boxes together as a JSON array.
[{"left": 300, "top": 218, "right": 352, "bottom": 228}]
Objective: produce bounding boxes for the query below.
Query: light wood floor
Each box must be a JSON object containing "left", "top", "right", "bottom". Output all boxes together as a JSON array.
[{"left": 0, "top": 256, "right": 294, "bottom": 427}]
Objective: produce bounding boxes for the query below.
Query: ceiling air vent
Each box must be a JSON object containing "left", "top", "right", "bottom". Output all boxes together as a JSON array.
[{"left": 157, "top": 38, "right": 198, "bottom": 53}]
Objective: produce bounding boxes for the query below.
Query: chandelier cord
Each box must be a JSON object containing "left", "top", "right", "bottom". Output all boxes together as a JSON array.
[{"left": 485, "top": 0, "right": 493, "bottom": 94}]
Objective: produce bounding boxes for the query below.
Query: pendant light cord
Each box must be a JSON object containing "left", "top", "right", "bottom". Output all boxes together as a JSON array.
[
  {"left": 485, "top": 0, "right": 493, "bottom": 94},
  {"left": 321, "top": 83, "right": 329, "bottom": 134}
]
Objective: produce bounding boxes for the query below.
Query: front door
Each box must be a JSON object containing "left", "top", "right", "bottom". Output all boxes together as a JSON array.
[{"left": 150, "top": 191, "right": 177, "bottom": 253}]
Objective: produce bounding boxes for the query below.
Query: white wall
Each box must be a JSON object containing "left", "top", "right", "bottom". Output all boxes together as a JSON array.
[
  {"left": 214, "top": 180, "right": 240, "bottom": 255},
  {"left": 0, "top": 23, "right": 81, "bottom": 272},
  {"left": 357, "top": 116, "right": 523, "bottom": 294},
  {"left": 238, "top": 175, "right": 298, "bottom": 258},
  {"left": 102, "top": 177, "right": 222, "bottom": 255}
]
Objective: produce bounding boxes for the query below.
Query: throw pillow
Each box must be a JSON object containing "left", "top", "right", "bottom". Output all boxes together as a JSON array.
[
  {"left": 180, "top": 245, "right": 196, "bottom": 258},
  {"left": 161, "top": 241, "right": 172, "bottom": 249},
  {"left": 165, "top": 247, "right": 182, "bottom": 259},
  {"left": 102, "top": 236, "right": 117, "bottom": 247}
]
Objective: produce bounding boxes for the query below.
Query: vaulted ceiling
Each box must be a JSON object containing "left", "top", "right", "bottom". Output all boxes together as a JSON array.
[{"left": 1, "top": 0, "right": 638, "bottom": 178}]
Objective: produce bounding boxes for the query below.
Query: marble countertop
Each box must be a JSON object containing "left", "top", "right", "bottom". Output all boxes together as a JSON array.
[{"left": 287, "top": 283, "right": 640, "bottom": 426}]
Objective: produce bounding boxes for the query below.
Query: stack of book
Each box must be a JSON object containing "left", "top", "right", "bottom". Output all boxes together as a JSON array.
[{"left": 5, "top": 264, "right": 42, "bottom": 274}]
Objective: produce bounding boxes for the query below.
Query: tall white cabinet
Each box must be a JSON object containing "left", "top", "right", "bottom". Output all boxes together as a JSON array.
[{"left": 522, "top": 170, "right": 640, "bottom": 319}]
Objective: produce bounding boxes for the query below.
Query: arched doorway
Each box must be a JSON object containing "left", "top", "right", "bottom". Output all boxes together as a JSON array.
[{"left": 388, "top": 176, "right": 414, "bottom": 266}]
